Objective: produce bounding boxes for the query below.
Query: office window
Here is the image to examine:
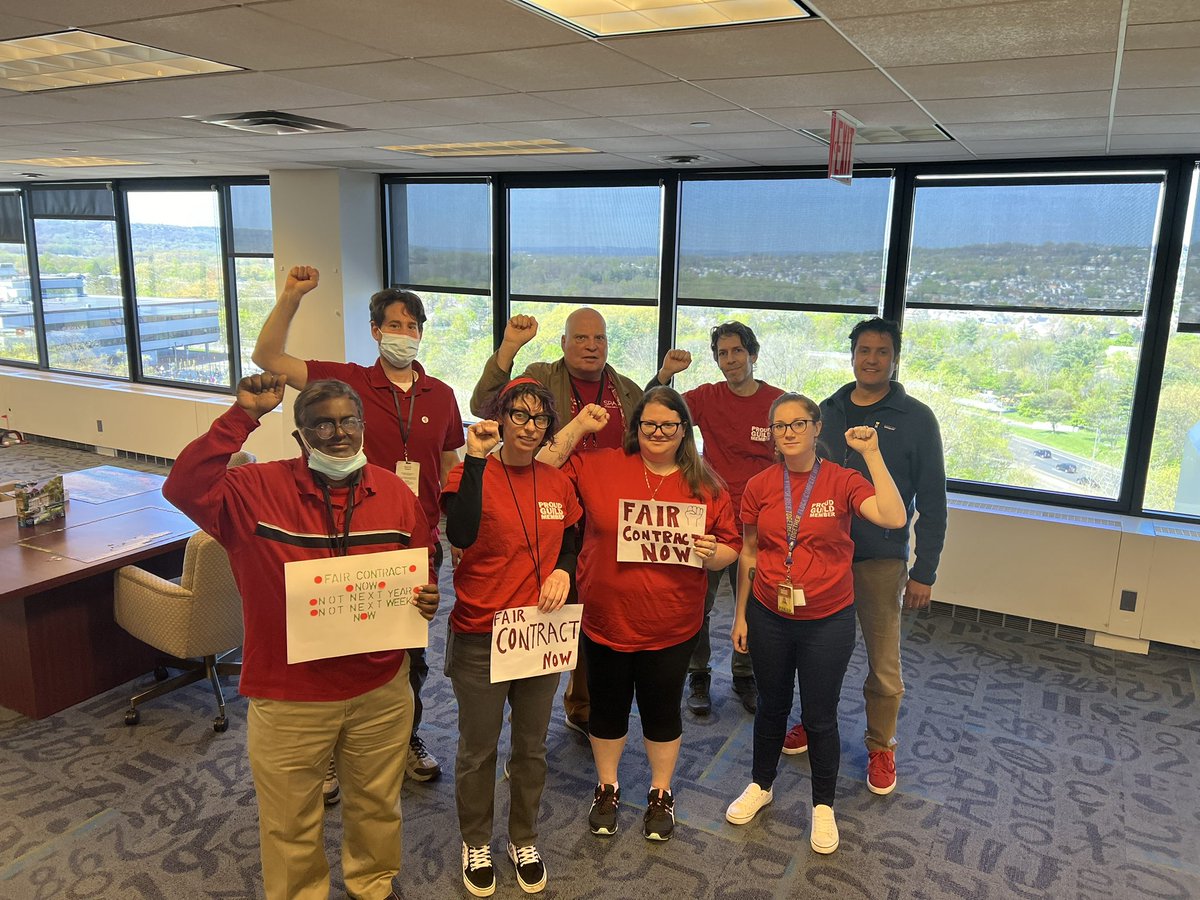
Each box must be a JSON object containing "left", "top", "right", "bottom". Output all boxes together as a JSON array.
[
  {"left": 1146, "top": 165, "right": 1200, "bottom": 517},
  {"left": 32, "top": 186, "right": 128, "bottom": 377},
  {"left": 229, "top": 184, "right": 274, "bottom": 376},
  {"left": 0, "top": 191, "right": 35, "bottom": 364},
  {"left": 127, "top": 190, "right": 229, "bottom": 386},
  {"left": 386, "top": 180, "right": 491, "bottom": 417},
  {"left": 903, "top": 177, "right": 1163, "bottom": 498},
  {"left": 678, "top": 176, "right": 892, "bottom": 307}
]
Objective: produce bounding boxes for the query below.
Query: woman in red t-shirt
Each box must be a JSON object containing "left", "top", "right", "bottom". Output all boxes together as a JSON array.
[
  {"left": 554, "top": 386, "right": 740, "bottom": 844},
  {"left": 441, "top": 378, "right": 587, "bottom": 897},
  {"left": 723, "top": 392, "right": 905, "bottom": 855}
]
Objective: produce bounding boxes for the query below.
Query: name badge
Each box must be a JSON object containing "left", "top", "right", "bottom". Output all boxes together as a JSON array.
[
  {"left": 776, "top": 582, "right": 806, "bottom": 615},
  {"left": 395, "top": 460, "right": 421, "bottom": 495}
]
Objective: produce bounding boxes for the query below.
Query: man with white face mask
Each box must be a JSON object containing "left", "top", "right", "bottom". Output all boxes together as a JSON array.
[{"left": 254, "top": 266, "right": 464, "bottom": 787}]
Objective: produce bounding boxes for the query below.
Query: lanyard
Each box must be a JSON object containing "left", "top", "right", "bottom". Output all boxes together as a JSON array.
[
  {"left": 390, "top": 389, "right": 418, "bottom": 462},
  {"left": 498, "top": 453, "right": 542, "bottom": 592},
  {"left": 782, "top": 459, "right": 821, "bottom": 572},
  {"left": 570, "top": 370, "right": 608, "bottom": 449},
  {"left": 318, "top": 479, "right": 358, "bottom": 558}
]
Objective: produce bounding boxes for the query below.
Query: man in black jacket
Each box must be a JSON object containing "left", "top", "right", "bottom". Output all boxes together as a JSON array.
[{"left": 785, "top": 317, "right": 946, "bottom": 797}]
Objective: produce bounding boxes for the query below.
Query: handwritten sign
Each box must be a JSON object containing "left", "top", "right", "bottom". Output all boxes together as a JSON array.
[
  {"left": 490, "top": 605, "right": 583, "bottom": 683},
  {"left": 285, "top": 548, "right": 428, "bottom": 664},
  {"left": 828, "top": 109, "right": 856, "bottom": 184},
  {"left": 616, "top": 498, "right": 706, "bottom": 568}
]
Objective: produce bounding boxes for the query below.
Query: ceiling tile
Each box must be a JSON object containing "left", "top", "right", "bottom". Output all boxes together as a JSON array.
[
  {"left": 948, "top": 117, "right": 1110, "bottom": 140},
  {"left": 1108, "top": 132, "right": 1200, "bottom": 149},
  {"left": 851, "top": 142, "right": 975, "bottom": 162},
  {"left": 275, "top": 60, "right": 509, "bottom": 101},
  {"left": 956, "top": 134, "right": 1110, "bottom": 154},
  {"left": 1127, "top": 0, "right": 1200, "bottom": 25},
  {"left": 758, "top": 101, "right": 938, "bottom": 130},
  {"left": 569, "top": 135, "right": 707, "bottom": 153},
  {"left": 0, "top": 1, "right": 246, "bottom": 29},
  {"left": 922, "top": 91, "right": 1112, "bottom": 123},
  {"left": 258, "top": 0, "right": 581, "bottom": 56},
  {"left": 696, "top": 70, "right": 908, "bottom": 108},
  {"left": 889, "top": 54, "right": 1116, "bottom": 100},
  {"left": 814, "top": 0, "right": 1029, "bottom": 15},
  {"left": 686, "top": 130, "right": 820, "bottom": 150},
  {"left": 1111, "top": 113, "right": 1200, "bottom": 134},
  {"left": 834, "top": 0, "right": 1119, "bottom": 68},
  {"left": 603, "top": 19, "right": 869, "bottom": 80},
  {"left": 611, "top": 109, "right": 786, "bottom": 135},
  {"left": 373, "top": 124, "right": 536, "bottom": 145},
  {"left": 395, "top": 93, "right": 593, "bottom": 124},
  {"left": 0, "top": 14, "right": 60, "bottom": 40},
  {"left": 502, "top": 118, "right": 657, "bottom": 139},
  {"left": 286, "top": 102, "right": 464, "bottom": 130},
  {"left": 428, "top": 43, "right": 674, "bottom": 93},
  {"left": 532, "top": 81, "right": 738, "bottom": 117},
  {"left": 1124, "top": 21, "right": 1200, "bottom": 50},
  {"left": 697, "top": 145, "right": 827, "bottom": 165},
  {"left": 1115, "top": 86, "right": 1200, "bottom": 114},
  {"left": 1119, "top": 49, "right": 1200, "bottom": 89}
]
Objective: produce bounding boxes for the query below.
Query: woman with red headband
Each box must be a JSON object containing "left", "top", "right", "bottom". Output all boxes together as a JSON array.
[{"left": 441, "top": 378, "right": 603, "bottom": 897}]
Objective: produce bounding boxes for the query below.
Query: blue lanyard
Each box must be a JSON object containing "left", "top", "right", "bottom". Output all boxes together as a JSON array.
[{"left": 783, "top": 459, "right": 821, "bottom": 571}]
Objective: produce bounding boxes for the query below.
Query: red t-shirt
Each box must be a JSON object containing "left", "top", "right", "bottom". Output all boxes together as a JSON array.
[
  {"left": 564, "top": 448, "right": 740, "bottom": 652},
  {"left": 568, "top": 373, "right": 626, "bottom": 451},
  {"left": 683, "top": 380, "right": 784, "bottom": 514},
  {"left": 306, "top": 359, "right": 465, "bottom": 534},
  {"left": 741, "top": 461, "right": 876, "bottom": 620},
  {"left": 442, "top": 457, "right": 582, "bottom": 634}
]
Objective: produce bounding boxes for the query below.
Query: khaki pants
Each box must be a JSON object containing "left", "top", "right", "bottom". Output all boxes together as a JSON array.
[
  {"left": 852, "top": 558, "right": 908, "bottom": 753},
  {"left": 247, "top": 657, "right": 412, "bottom": 900}
]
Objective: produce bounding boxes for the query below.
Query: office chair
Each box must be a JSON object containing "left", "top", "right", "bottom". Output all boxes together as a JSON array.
[{"left": 114, "top": 530, "right": 244, "bottom": 732}]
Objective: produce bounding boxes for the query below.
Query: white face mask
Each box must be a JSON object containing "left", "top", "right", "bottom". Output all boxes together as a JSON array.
[
  {"left": 379, "top": 333, "right": 420, "bottom": 369},
  {"left": 299, "top": 432, "right": 368, "bottom": 480}
]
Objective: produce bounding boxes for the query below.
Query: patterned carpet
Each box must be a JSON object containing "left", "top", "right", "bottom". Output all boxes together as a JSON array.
[{"left": 3, "top": 444, "right": 1199, "bottom": 898}]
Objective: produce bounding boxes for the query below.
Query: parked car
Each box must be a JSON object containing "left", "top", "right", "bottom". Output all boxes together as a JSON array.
[
  {"left": 1033, "top": 448, "right": 1052, "bottom": 458},
  {"left": 1055, "top": 462, "right": 1078, "bottom": 473}
]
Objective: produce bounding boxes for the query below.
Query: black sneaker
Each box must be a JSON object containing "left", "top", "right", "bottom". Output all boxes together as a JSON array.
[
  {"left": 461, "top": 842, "right": 496, "bottom": 897},
  {"left": 732, "top": 675, "right": 757, "bottom": 713},
  {"left": 686, "top": 672, "right": 712, "bottom": 716},
  {"left": 643, "top": 788, "right": 675, "bottom": 841},
  {"left": 507, "top": 841, "right": 547, "bottom": 894},
  {"left": 588, "top": 783, "right": 620, "bottom": 836}
]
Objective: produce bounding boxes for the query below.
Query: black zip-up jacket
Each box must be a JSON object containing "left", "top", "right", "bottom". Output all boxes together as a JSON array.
[{"left": 819, "top": 381, "right": 947, "bottom": 585}]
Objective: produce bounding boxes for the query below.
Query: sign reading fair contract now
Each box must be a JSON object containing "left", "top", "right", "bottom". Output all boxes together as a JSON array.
[
  {"left": 285, "top": 548, "right": 429, "bottom": 664},
  {"left": 617, "top": 499, "right": 706, "bottom": 568},
  {"left": 491, "top": 605, "right": 583, "bottom": 683}
]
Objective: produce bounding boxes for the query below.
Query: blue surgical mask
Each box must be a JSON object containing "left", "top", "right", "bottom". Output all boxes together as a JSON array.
[
  {"left": 300, "top": 432, "right": 368, "bottom": 480},
  {"left": 379, "top": 333, "right": 420, "bottom": 369}
]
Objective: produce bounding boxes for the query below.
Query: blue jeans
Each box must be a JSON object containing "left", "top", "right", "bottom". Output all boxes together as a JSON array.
[{"left": 747, "top": 599, "right": 856, "bottom": 807}]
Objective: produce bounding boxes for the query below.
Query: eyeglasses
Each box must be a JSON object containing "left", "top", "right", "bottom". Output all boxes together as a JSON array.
[
  {"left": 303, "top": 416, "right": 364, "bottom": 440},
  {"left": 508, "top": 409, "right": 552, "bottom": 429},
  {"left": 770, "top": 419, "right": 814, "bottom": 435},
  {"left": 639, "top": 421, "right": 683, "bottom": 437}
]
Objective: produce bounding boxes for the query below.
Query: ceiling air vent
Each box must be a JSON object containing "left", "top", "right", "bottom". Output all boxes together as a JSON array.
[
  {"left": 194, "top": 111, "right": 358, "bottom": 135},
  {"left": 655, "top": 154, "right": 712, "bottom": 166}
]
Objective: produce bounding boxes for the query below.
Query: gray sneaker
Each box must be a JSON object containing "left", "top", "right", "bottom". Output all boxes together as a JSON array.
[
  {"left": 323, "top": 757, "right": 340, "bottom": 806},
  {"left": 406, "top": 734, "right": 441, "bottom": 782}
]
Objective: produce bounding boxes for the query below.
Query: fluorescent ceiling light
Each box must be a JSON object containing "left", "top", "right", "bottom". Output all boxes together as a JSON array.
[
  {"left": 1, "top": 156, "right": 148, "bottom": 167},
  {"left": 511, "top": 0, "right": 810, "bottom": 36},
  {"left": 378, "top": 139, "right": 598, "bottom": 157},
  {"left": 0, "top": 30, "right": 238, "bottom": 93}
]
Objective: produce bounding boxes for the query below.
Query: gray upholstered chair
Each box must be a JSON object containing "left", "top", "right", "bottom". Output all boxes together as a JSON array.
[{"left": 114, "top": 530, "right": 244, "bottom": 732}]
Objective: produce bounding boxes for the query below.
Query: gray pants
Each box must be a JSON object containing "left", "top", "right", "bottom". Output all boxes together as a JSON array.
[
  {"left": 448, "top": 631, "right": 559, "bottom": 846},
  {"left": 688, "top": 561, "right": 753, "bottom": 679}
]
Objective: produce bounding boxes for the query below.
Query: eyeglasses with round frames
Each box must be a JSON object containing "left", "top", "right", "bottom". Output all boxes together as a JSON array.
[
  {"left": 770, "top": 419, "right": 814, "bottom": 435},
  {"left": 508, "top": 409, "right": 552, "bottom": 430},
  {"left": 639, "top": 421, "right": 683, "bottom": 437},
  {"left": 303, "top": 416, "right": 364, "bottom": 440}
]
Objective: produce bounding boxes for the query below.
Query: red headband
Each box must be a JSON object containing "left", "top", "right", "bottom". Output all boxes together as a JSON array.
[{"left": 499, "top": 376, "right": 543, "bottom": 397}]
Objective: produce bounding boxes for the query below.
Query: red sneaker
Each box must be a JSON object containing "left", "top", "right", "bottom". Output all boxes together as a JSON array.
[
  {"left": 867, "top": 750, "right": 897, "bottom": 795},
  {"left": 782, "top": 723, "right": 809, "bottom": 755}
]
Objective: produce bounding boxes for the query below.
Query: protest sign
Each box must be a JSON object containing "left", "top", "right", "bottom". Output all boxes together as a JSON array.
[
  {"left": 616, "top": 498, "right": 706, "bottom": 568},
  {"left": 490, "top": 605, "right": 583, "bottom": 683}
]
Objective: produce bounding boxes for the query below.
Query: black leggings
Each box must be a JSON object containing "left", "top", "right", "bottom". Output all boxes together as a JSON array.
[{"left": 583, "top": 631, "right": 699, "bottom": 743}]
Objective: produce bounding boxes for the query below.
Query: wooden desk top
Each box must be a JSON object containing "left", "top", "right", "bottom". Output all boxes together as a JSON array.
[{"left": 0, "top": 468, "right": 195, "bottom": 602}]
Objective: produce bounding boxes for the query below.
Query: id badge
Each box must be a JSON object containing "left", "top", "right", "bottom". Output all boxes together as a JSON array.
[
  {"left": 395, "top": 460, "right": 421, "bottom": 495},
  {"left": 776, "top": 582, "right": 794, "bottom": 615}
]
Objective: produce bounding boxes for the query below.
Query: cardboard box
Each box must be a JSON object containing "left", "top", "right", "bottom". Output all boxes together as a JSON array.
[{"left": 14, "top": 476, "right": 67, "bottom": 527}]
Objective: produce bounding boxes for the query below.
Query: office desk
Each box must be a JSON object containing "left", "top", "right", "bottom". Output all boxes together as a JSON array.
[{"left": 0, "top": 470, "right": 195, "bottom": 719}]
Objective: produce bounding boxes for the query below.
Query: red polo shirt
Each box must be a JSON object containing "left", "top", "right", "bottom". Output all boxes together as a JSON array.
[{"left": 306, "top": 359, "right": 465, "bottom": 535}]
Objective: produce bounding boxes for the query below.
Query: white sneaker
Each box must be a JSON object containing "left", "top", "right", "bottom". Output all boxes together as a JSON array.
[
  {"left": 810, "top": 804, "right": 839, "bottom": 854},
  {"left": 725, "top": 782, "right": 773, "bottom": 825}
]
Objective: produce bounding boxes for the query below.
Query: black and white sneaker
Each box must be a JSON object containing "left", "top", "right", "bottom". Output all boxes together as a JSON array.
[
  {"left": 406, "top": 733, "right": 441, "bottom": 782},
  {"left": 507, "top": 841, "right": 547, "bottom": 894},
  {"left": 643, "top": 788, "right": 675, "bottom": 841},
  {"left": 461, "top": 842, "right": 496, "bottom": 897},
  {"left": 588, "top": 783, "right": 620, "bottom": 836},
  {"left": 322, "top": 757, "right": 340, "bottom": 806}
]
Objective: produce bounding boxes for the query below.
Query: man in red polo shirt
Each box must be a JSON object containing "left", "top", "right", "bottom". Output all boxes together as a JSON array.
[
  {"left": 650, "top": 322, "right": 784, "bottom": 716},
  {"left": 253, "top": 265, "right": 464, "bottom": 788}
]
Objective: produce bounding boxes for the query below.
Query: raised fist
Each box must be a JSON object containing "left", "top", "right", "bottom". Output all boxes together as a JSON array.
[
  {"left": 466, "top": 420, "right": 501, "bottom": 458},
  {"left": 236, "top": 373, "right": 288, "bottom": 420},
  {"left": 660, "top": 349, "right": 692, "bottom": 378},
  {"left": 284, "top": 265, "right": 320, "bottom": 298},
  {"left": 502, "top": 315, "right": 538, "bottom": 348},
  {"left": 576, "top": 403, "right": 609, "bottom": 434}
]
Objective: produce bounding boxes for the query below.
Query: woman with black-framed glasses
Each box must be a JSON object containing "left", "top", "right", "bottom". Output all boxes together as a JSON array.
[
  {"left": 723, "top": 392, "right": 905, "bottom": 855},
  {"left": 440, "top": 377, "right": 595, "bottom": 897},
  {"left": 546, "top": 385, "right": 740, "bottom": 844}
]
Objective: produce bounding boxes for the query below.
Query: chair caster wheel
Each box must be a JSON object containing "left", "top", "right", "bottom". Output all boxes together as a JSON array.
[
  {"left": 213, "top": 716, "right": 228, "bottom": 733},
  {"left": 125, "top": 708, "right": 141, "bottom": 726},
  {"left": 154, "top": 666, "right": 170, "bottom": 681}
]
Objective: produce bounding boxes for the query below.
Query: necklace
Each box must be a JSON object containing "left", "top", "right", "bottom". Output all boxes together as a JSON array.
[{"left": 643, "top": 463, "right": 674, "bottom": 500}]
